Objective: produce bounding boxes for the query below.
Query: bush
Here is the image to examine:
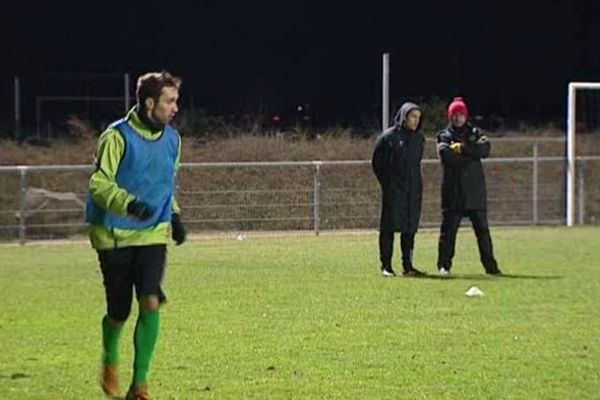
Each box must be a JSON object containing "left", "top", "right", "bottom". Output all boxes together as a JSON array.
[
  {"left": 65, "top": 115, "right": 97, "bottom": 140},
  {"left": 418, "top": 97, "right": 449, "bottom": 137},
  {"left": 177, "top": 109, "right": 232, "bottom": 139}
]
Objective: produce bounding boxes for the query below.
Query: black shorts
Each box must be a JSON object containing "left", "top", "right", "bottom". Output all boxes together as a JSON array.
[{"left": 97, "top": 244, "right": 167, "bottom": 321}]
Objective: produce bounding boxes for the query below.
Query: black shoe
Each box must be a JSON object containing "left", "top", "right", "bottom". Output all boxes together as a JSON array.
[
  {"left": 402, "top": 267, "right": 427, "bottom": 277},
  {"left": 486, "top": 267, "right": 503, "bottom": 276},
  {"left": 381, "top": 265, "right": 396, "bottom": 277}
]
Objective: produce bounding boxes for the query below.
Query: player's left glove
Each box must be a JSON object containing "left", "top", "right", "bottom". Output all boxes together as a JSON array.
[
  {"left": 127, "top": 199, "right": 155, "bottom": 221},
  {"left": 171, "top": 213, "right": 187, "bottom": 245}
]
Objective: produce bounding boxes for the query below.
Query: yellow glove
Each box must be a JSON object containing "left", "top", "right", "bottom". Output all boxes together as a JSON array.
[{"left": 450, "top": 142, "right": 463, "bottom": 154}]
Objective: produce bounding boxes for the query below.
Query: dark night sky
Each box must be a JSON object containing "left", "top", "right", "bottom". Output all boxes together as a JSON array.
[{"left": 1, "top": 0, "right": 599, "bottom": 128}]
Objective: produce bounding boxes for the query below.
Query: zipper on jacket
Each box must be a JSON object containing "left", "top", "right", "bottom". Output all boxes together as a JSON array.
[{"left": 406, "top": 133, "right": 411, "bottom": 230}]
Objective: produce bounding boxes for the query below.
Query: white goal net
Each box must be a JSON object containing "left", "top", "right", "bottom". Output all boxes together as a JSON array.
[{"left": 567, "top": 82, "right": 600, "bottom": 226}]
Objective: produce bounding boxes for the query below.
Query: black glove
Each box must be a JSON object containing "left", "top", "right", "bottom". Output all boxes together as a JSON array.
[
  {"left": 127, "top": 199, "right": 154, "bottom": 221},
  {"left": 171, "top": 213, "right": 186, "bottom": 245}
]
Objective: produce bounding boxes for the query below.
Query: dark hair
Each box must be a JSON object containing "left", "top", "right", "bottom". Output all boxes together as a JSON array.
[{"left": 136, "top": 71, "right": 182, "bottom": 105}]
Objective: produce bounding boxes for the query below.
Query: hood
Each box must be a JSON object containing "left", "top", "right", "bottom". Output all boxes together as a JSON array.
[{"left": 393, "top": 102, "right": 421, "bottom": 130}]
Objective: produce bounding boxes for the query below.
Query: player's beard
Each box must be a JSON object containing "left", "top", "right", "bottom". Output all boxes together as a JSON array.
[{"left": 139, "top": 107, "right": 166, "bottom": 131}]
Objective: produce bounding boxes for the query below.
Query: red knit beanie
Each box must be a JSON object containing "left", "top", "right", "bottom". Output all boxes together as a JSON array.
[{"left": 447, "top": 97, "right": 469, "bottom": 120}]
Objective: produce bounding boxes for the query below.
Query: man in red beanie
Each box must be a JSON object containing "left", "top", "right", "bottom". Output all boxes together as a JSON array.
[{"left": 435, "top": 97, "right": 501, "bottom": 276}]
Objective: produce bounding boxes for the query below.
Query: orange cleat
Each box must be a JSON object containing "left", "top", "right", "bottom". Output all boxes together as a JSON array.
[{"left": 125, "top": 384, "right": 151, "bottom": 400}]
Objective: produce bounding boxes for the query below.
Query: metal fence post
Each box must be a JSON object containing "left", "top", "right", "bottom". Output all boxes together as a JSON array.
[
  {"left": 18, "top": 167, "right": 27, "bottom": 245},
  {"left": 313, "top": 162, "right": 321, "bottom": 235},
  {"left": 578, "top": 160, "right": 585, "bottom": 225},
  {"left": 532, "top": 142, "right": 539, "bottom": 224}
]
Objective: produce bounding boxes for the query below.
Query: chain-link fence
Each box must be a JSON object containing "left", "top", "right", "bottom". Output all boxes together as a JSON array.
[{"left": 1, "top": 155, "right": 600, "bottom": 244}]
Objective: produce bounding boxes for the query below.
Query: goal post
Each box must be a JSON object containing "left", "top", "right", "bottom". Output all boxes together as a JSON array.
[{"left": 566, "top": 82, "right": 600, "bottom": 226}]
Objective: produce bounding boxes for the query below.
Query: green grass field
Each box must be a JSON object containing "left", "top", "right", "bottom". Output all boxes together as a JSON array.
[{"left": 1, "top": 227, "right": 599, "bottom": 399}]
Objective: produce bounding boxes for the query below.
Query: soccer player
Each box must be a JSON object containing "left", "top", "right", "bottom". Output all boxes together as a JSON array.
[
  {"left": 436, "top": 97, "right": 501, "bottom": 277},
  {"left": 85, "top": 71, "right": 187, "bottom": 400},
  {"left": 372, "top": 102, "right": 427, "bottom": 277}
]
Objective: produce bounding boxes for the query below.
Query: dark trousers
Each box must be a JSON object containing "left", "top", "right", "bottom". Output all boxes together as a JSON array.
[
  {"left": 437, "top": 210, "right": 498, "bottom": 271},
  {"left": 379, "top": 231, "right": 415, "bottom": 270}
]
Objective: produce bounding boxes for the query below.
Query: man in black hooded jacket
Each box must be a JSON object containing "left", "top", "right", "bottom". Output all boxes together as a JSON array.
[
  {"left": 372, "top": 102, "right": 427, "bottom": 277},
  {"left": 436, "top": 97, "right": 501, "bottom": 277}
]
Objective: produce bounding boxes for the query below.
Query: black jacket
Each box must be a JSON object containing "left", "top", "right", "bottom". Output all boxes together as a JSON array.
[
  {"left": 372, "top": 103, "right": 425, "bottom": 233},
  {"left": 437, "top": 124, "right": 490, "bottom": 211}
]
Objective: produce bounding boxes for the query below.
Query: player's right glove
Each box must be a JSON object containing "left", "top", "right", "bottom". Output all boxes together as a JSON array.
[
  {"left": 449, "top": 142, "right": 463, "bottom": 154},
  {"left": 127, "top": 199, "right": 154, "bottom": 221},
  {"left": 171, "top": 213, "right": 187, "bottom": 245}
]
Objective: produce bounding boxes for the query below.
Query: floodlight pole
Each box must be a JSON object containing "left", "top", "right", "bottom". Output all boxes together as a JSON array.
[
  {"left": 124, "top": 73, "right": 131, "bottom": 112},
  {"left": 35, "top": 97, "right": 41, "bottom": 139},
  {"left": 14, "top": 77, "right": 21, "bottom": 141},
  {"left": 382, "top": 53, "right": 390, "bottom": 131}
]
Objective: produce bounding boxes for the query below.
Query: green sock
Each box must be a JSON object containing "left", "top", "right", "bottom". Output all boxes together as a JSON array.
[
  {"left": 102, "top": 315, "right": 124, "bottom": 366},
  {"left": 132, "top": 309, "right": 160, "bottom": 386}
]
